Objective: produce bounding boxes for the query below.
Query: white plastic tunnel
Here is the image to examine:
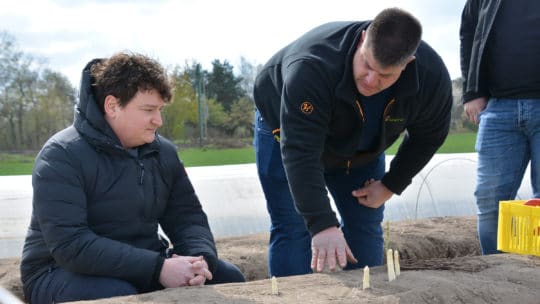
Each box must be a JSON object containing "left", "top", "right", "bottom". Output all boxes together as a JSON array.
[{"left": 0, "top": 153, "right": 534, "bottom": 259}]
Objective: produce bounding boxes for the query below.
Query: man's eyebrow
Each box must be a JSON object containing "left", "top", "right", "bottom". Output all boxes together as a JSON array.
[
  {"left": 140, "top": 104, "right": 161, "bottom": 108},
  {"left": 366, "top": 57, "right": 392, "bottom": 77}
]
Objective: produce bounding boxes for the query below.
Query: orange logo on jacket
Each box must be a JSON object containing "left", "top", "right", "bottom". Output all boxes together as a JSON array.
[{"left": 300, "top": 101, "right": 314, "bottom": 115}]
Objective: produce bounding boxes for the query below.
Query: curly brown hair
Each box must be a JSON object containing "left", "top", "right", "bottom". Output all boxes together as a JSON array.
[{"left": 91, "top": 52, "right": 173, "bottom": 112}]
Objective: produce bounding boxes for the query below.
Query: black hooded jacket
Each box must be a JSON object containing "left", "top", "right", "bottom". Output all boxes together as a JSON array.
[
  {"left": 20, "top": 59, "right": 218, "bottom": 294},
  {"left": 253, "top": 21, "right": 452, "bottom": 235},
  {"left": 460, "top": 0, "right": 501, "bottom": 103}
]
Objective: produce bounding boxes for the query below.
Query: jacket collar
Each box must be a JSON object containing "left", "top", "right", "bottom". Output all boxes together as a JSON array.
[{"left": 393, "top": 58, "right": 420, "bottom": 98}]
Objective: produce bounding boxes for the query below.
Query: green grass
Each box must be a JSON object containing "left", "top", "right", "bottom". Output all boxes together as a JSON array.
[
  {"left": 0, "top": 153, "right": 36, "bottom": 175},
  {"left": 179, "top": 147, "right": 255, "bottom": 167},
  {"left": 0, "top": 132, "right": 477, "bottom": 175},
  {"left": 386, "top": 132, "right": 477, "bottom": 155}
]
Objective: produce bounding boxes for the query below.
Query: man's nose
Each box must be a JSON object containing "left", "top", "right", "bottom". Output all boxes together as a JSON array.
[
  {"left": 153, "top": 111, "right": 163, "bottom": 127},
  {"left": 365, "top": 71, "right": 378, "bottom": 86}
]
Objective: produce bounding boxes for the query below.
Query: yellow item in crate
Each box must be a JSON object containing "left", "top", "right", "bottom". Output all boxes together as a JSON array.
[{"left": 497, "top": 200, "right": 540, "bottom": 256}]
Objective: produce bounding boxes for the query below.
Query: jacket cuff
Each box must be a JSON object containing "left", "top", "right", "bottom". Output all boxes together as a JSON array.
[
  {"left": 201, "top": 253, "right": 218, "bottom": 274},
  {"left": 151, "top": 255, "right": 166, "bottom": 289},
  {"left": 306, "top": 213, "right": 340, "bottom": 236},
  {"left": 462, "top": 91, "right": 487, "bottom": 104},
  {"left": 381, "top": 173, "right": 409, "bottom": 195}
]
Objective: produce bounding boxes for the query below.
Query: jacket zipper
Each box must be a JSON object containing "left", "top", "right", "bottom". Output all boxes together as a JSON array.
[
  {"left": 354, "top": 100, "right": 366, "bottom": 122},
  {"left": 346, "top": 101, "right": 366, "bottom": 174},
  {"left": 383, "top": 98, "right": 396, "bottom": 121},
  {"left": 346, "top": 97, "right": 397, "bottom": 174},
  {"left": 138, "top": 160, "right": 145, "bottom": 185}
]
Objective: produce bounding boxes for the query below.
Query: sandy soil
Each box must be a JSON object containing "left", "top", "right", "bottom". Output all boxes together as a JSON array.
[{"left": 1, "top": 216, "right": 539, "bottom": 303}]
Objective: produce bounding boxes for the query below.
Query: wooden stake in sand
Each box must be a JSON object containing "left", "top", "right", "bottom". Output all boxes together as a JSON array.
[
  {"left": 387, "top": 249, "right": 396, "bottom": 282},
  {"left": 362, "top": 266, "right": 370, "bottom": 290},
  {"left": 393, "top": 250, "right": 401, "bottom": 277},
  {"left": 271, "top": 276, "right": 279, "bottom": 295}
]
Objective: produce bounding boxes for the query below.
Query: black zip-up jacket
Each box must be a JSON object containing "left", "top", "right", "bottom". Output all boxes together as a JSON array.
[
  {"left": 20, "top": 59, "right": 218, "bottom": 295},
  {"left": 460, "top": 0, "right": 501, "bottom": 103},
  {"left": 254, "top": 21, "right": 452, "bottom": 235}
]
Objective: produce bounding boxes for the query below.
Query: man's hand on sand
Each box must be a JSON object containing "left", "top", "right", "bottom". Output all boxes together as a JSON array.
[
  {"left": 352, "top": 180, "right": 393, "bottom": 209},
  {"left": 311, "top": 226, "right": 357, "bottom": 272}
]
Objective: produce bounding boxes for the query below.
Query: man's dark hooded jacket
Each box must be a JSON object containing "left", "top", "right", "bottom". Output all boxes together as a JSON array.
[
  {"left": 254, "top": 21, "right": 452, "bottom": 235},
  {"left": 459, "top": 0, "right": 501, "bottom": 103},
  {"left": 20, "top": 59, "right": 218, "bottom": 294}
]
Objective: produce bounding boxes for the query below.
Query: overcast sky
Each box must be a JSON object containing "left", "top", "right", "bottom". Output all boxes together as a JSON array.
[{"left": 1, "top": 0, "right": 467, "bottom": 87}]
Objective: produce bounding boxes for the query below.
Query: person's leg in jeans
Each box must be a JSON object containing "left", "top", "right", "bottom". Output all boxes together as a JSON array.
[
  {"left": 254, "top": 111, "right": 312, "bottom": 277},
  {"left": 324, "top": 154, "right": 386, "bottom": 268},
  {"left": 207, "top": 259, "right": 245, "bottom": 284},
  {"left": 526, "top": 99, "right": 540, "bottom": 199},
  {"left": 28, "top": 267, "right": 138, "bottom": 304},
  {"left": 475, "top": 99, "right": 529, "bottom": 254}
]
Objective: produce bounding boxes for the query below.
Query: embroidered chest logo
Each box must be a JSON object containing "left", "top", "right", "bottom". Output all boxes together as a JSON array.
[
  {"left": 300, "top": 101, "right": 314, "bottom": 115},
  {"left": 385, "top": 116, "right": 405, "bottom": 123}
]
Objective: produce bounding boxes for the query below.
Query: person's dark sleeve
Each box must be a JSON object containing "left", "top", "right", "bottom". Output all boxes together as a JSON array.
[
  {"left": 159, "top": 149, "right": 218, "bottom": 274},
  {"left": 150, "top": 256, "right": 165, "bottom": 289},
  {"left": 33, "top": 142, "right": 162, "bottom": 292},
  {"left": 459, "top": 0, "right": 487, "bottom": 103},
  {"left": 279, "top": 61, "right": 340, "bottom": 236},
  {"left": 381, "top": 61, "right": 453, "bottom": 195}
]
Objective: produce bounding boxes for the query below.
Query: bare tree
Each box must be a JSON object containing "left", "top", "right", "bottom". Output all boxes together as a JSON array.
[
  {"left": 0, "top": 31, "right": 76, "bottom": 151},
  {"left": 238, "top": 56, "right": 261, "bottom": 102}
]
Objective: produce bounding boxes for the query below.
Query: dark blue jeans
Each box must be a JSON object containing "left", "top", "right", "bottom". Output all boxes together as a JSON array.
[
  {"left": 254, "top": 111, "right": 386, "bottom": 277},
  {"left": 25, "top": 259, "right": 244, "bottom": 304},
  {"left": 475, "top": 98, "right": 540, "bottom": 254}
]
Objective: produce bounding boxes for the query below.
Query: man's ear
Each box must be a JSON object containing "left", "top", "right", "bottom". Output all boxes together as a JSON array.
[
  {"left": 358, "top": 30, "right": 366, "bottom": 49},
  {"left": 401, "top": 56, "right": 416, "bottom": 71},
  {"left": 104, "top": 95, "right": 118, "bottom": 117}
]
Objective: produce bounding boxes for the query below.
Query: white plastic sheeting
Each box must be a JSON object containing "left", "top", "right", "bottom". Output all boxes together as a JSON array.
[{"left": 0, "top": 153, "right": 533, "bottom": 258}]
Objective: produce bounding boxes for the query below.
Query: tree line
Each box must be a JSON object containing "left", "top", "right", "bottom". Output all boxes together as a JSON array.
[
  {"left": 0, "top": 31, "right": 260, "bottom": 151},
  {"left": 0, "top": 31, "right": 473, "bottom": 152}
]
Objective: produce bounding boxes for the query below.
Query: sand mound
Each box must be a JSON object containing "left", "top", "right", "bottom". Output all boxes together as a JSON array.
[{"left": 2, "top": 217, "right": 539, "bottom": 303}]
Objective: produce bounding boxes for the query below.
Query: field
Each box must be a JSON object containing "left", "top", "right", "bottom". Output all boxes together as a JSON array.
[{"left": 0, "top": 132, "right": 476, "bottom": 175}]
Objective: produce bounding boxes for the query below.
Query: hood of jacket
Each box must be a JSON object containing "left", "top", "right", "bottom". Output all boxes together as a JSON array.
[{"left": 72, "top": 59, "right": 159, "bottom": 155}]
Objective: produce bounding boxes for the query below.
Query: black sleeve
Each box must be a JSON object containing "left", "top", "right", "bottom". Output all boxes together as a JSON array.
[
  {"left": 459, "top": 0, "right": 488, "bottom": 103},
  {"left": 158, "top": 147, "right": 218, "bottom": 273},
  {"left": 279, "top": 60, "right": 340, "bottom": 236},
  {"left": 381, "top": 60, "right": 453, "bottom": 195}
]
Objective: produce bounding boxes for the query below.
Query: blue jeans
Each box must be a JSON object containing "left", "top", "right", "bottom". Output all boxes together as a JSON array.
[
  {"left": 475, "top": 98, "right": 540, "bottom": 254},
  {"left": 26, "top": 259, "right": 245, "bottom": 304},
  {"left": 254, "top": 111, "right": 385, "bottom": 277}
]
